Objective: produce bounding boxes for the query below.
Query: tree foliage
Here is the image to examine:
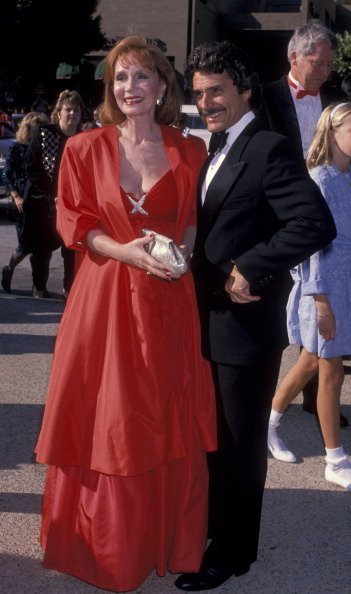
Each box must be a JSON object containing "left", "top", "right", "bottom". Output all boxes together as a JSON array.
[
  {"left": 0, "top": 0, "right": 105, "bottom": 93},
  {"left": 334, "top": 31, "right": 351, "bottom": 77}
]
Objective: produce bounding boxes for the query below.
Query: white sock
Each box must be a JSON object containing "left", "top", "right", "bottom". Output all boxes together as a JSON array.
[
  {"left": 325, "top": 446, "right": 346, "bottom": 463},
  {"left": 268, "top": 410, "right": 285, "bottom": 450},
  {"left": 269, "top": 409, "right": 284, "bottom": 427}
]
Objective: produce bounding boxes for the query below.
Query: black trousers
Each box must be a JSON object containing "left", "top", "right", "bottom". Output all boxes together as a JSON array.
[
  {"left": 207, "top": 350, "right": 282, "bottom": 571},
  {"left": 22, "top": 197, "right": 61, "bottom": 291},
  {"left": 30, "top": 251, "right": 52, "bottom": 291},
  {"left": 61, "top": 246, "right": 75, "bottom": 293}
]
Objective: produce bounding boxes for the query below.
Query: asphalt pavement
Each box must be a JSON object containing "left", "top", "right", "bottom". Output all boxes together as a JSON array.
[{"left": 0, "top": 198, "right": 350, "bottom": 594}]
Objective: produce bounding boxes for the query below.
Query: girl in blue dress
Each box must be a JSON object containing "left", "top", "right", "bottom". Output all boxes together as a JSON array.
[{"left": 268, "top": 102, "right": 351, "bottom": 491}]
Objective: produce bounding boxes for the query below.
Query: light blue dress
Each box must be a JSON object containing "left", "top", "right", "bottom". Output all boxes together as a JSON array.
[{"left": 287, "top": 164, "right": 351, "bottom": 358}]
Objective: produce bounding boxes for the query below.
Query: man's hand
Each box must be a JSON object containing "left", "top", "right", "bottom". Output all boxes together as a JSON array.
[{"left": 225, "top": 265, "right": 261, "bottom": 303}]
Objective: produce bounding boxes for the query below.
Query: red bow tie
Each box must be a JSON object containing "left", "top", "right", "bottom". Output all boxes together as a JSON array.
[{"left": 287, "top": 77, "right": 319, "bottom": 99}]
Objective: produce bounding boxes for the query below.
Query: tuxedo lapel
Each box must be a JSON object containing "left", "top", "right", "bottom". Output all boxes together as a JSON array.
[
  {"left": 200, "top": 161, "right": 246, "bottom": 228},
  {"left": 275, "top": 78, "right": 301, "bottom": 145},
  {"left": 197, "top": 120, "right": 260, "bottom": 238},
  {"left": 196, "top": 153, "right": 213, "bottom": 213}
]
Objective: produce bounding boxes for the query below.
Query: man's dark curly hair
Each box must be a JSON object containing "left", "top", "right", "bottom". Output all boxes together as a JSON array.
[{"left": 184, "top": 41, "right": 261, "bottom": 109}]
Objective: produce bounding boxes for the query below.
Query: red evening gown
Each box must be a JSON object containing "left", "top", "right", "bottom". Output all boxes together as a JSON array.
[{"left": 36, "top": 125, "right": 217, "bottom": 593}]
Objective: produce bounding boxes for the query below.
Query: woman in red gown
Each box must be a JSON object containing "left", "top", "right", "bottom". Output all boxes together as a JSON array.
[{"left": 35, "top": 36, "right": 217, "bottom": 592}]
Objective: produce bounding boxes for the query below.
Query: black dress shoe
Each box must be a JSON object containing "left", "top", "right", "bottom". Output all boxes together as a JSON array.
[
  {"left": 32, "top": 287, "right": 51, "bottom": 299},
  {"left": 340, "top": 413, "right": 349, "bottom": 428},
  {"left": 174, "top": 562, "right": 250, "bottom": 591},
  {"left": 1, "top": 266, "right": 13, "bottom": 293},
  {"left": 303, "top": 404, "right": 349, "bottom": 428},
  {"left": 302, "top": 402, "right": 317, "bottom": 415}
]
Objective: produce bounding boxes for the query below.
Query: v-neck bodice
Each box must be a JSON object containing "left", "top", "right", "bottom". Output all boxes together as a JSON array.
[{"left": 121, "top": 169, "right": 179, "bottom": 239}]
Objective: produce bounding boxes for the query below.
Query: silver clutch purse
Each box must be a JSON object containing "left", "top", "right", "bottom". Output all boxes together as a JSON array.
[{"left": 142, "top": 228, "right": 188, "bottom": 276}]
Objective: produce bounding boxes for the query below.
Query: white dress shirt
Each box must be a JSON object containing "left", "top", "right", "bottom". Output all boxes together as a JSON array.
[
  {"left": 201, "top": 111, "right": 256, "bottom": 205},
  {"left": 288, "top": 73, "right": 323, "bottom": 159}
]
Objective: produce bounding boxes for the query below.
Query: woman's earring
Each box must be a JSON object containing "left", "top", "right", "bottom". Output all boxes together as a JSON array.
[{"left": 156, "top": 96, "right": 163, "bottom": 106}]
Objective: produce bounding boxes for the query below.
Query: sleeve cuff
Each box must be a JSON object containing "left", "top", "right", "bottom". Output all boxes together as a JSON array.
[{"left": 301, "top": 279, "right": 329, "bottom": 295}]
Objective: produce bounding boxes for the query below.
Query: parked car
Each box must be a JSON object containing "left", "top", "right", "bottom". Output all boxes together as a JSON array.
[
  {"left": 0, "top": 135, "right": 16, "bottom": 158},
  {"left": 180, "top": 104, "right": 210, "bottom": 148},
  {"left": 0, "top": 133, "right": 16, "bottom": 198},
  {"left": 11, "top": 112, "right": 26, "bottom": 132}
]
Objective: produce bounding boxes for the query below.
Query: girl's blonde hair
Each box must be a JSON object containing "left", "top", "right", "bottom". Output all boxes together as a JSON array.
[
  {"left": 16, "top": 111, "right": 49, "bottom": 145},
  {"left": 99, "top": 36, "right": 182, "bottom": 126},
  {"left": 307, "top": 102, "right": 351, "bottom": 169}
]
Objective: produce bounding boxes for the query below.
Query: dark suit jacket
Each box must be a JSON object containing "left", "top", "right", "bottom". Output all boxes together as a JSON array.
[
  {"left": 191, "top": 118, "right": 336, "bottom": 366},
  {"left": 259, "top": 76, "right": 344, "bottom": 162},
  {"left": 24, "top": 123, "right": 70, "bottom": 200}
]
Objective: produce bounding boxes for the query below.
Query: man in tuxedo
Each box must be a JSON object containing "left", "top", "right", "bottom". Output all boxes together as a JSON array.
[
  {"left": 260, "top": 19, "right": 348, "bottom": 425},
  {"left": 260, "top": 19, "right": 341, "bottom": 163},
  {"left": 175, "top": 41, "right": 336, "bottom": 592}
]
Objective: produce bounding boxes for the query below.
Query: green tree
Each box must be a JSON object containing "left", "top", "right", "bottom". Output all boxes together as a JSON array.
[{"left": 334, "top": 31, "right": 351, "bottom": 77}]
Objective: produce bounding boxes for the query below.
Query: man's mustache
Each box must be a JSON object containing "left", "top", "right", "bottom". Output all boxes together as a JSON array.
[{"left": 198, "top": 108, "right": 225, "bottom": 117}]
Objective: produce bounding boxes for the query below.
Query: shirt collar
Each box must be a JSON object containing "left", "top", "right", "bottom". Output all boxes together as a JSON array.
[
  {"left": 288, "top": 72, "right": 320, "bottom": 98},
  {"left": 288, "top": 72, "right": 304, "bottom": 90},
  {"left": 327, "top": 164, "right": 351, "bottom": 177},
  {"left": 226, "top": 111, "right": 256, "bottom": 148}
]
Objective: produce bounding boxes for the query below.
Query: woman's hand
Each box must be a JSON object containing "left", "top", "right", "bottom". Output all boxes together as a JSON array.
[
  {"left": 317, "top": 312, "right": 336, "bottom": 341},
  {"left": 179, "top": 244, "right": 192, "bottom": 260},
  {"left": 87, "top": 230, "right": 181, "bottom": 280},
  {"left": 118, "top": 234, "right": 175, "bottom": 280},
  {"left": 12, "top": 194, "right": 24, "bottom": 213},
  {"left": 314, "top": 294, "right": 335, "bottom": 341}
]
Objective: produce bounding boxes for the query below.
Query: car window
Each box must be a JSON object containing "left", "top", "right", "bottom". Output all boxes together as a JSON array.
[
  {"left": 185, "top": 115, "right": 206, "bottom": 130},
  {"left": 0, "top": 128, "right": 15, "bottom": 139}
]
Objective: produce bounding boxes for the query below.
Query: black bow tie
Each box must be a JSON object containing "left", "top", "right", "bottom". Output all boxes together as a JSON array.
[{"left": 209, "top": 131, "right": 229, "bottom": 156}]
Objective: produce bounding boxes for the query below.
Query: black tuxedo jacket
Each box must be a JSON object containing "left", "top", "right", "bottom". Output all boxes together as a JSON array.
[
  {"left": 259, "top": 76, "right": 344, "bottom": 162},
  {"left": 191, "top": 118, "right": 336, "bottom": 366}
]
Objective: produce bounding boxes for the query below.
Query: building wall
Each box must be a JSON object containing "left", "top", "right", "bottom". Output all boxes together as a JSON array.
[
  {"left": 335, "top": 4, "right": 351, "bottom": 30},
  {"left": 96, "top": 0, "right": 343, "bottom": 87},
  {"left": 97, "top": 0, "right": 190, "bottom": 72},
  {"left": 193, "top": 0, "right": 218, "bottom": 47},
  {"left": 249, "top": 12, "right": 304, "bottom": 28},
  {"left": 312, "top": 0, "right": 351, "bottom": 31}
]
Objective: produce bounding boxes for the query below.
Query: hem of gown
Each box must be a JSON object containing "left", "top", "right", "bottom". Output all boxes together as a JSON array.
[
  {"left": 42, "top": 559, "right": 204, "bottom": 593},
  {"left": 289, "top": 338, "right": 349, "bottom": 359},
  {"left": 42, "top": 558, "right": 151, "bottom": 593},
  {"left": 40, "top": 456, "right": 208, "bottom": 593},
  {"left": 41, "top": 547, "right": 204, "bottom": 593}
]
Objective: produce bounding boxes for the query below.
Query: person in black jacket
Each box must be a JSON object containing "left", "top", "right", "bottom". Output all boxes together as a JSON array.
[
  {"left": 175, "top": 41, "right": 336, "bottom": 592},
  {"left": 23, "top": 90, "right": 84, "bottom": 298},
  {"left": 1, "top": 111, "right": 49, "bottom": 293},
  {"left": 341, "top": 73, "right": 351, "bottom": 101},
  {"left": 260, "top": 20, "right": 343, "bottom": 164}
]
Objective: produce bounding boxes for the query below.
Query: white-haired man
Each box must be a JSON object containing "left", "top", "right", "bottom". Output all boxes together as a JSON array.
[{"left": 260, "top": 19, "right": 343, "bottom": 163}]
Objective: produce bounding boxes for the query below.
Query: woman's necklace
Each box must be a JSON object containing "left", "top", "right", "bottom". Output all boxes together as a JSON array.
[{"left": 126, "top": 192, "right": 149, "bottom": 216}]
